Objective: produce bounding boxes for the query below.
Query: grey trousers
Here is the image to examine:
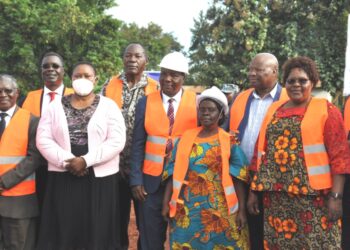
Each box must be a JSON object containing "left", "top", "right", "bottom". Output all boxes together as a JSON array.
[{"left": 0, "top": 217, "right": 36, "bottom": 250}]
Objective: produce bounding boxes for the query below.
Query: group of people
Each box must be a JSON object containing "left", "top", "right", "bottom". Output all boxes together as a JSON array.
[{"left": 0, "top": 42, "right": 349, "bottom": 250}]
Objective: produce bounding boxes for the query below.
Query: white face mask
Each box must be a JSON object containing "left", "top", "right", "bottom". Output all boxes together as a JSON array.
[{"left": 72, "top": 78, "right": 94, "bottom": 96}]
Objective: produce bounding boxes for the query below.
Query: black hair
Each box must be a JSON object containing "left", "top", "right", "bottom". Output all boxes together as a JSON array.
[
  {"left": 123, "top": 43, "right": 148, "bottom": 61},
  {"left": 282, "top": 56, "right": 319, "bottom": 86},
  {"left": 41, "top": 51, "right": 64, "bottom": 66},
  {"left": 71, "top": 61, "right": 96, "bottom": 75}
]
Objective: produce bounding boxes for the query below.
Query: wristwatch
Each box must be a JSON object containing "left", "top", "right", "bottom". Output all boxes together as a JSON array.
[{"left": 329, "top": 192, "right": 343, "bottom": 200}]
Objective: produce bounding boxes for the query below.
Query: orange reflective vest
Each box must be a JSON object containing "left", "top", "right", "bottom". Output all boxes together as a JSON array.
[
  {"left": 143, "top": 90, "right": 197, "bottom": 176},
  {"left": 344, "top": 98, "right": 350, "bottom": 132},
  {"left": 105, "top": 76, "right": 159, "bottom": 108},
  {"left": 229, "top": 87, "right": 289, "bottom": 134},
  {"left": 256, "top": 98, "right": 332, "bottom": 190},
  {"left": 169, "top": 127, "right": 238, "bottom": 217},
  {"left": 22, "top": 87, "right": 74, "bottom": 117},
  {"left": 0, "top": 108, "right": 35, "bottom": 196}
]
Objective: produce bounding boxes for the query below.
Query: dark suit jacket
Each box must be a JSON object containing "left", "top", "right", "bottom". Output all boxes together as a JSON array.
[{"left": 0, "top": 106, "right": 42, "bottom": 218}]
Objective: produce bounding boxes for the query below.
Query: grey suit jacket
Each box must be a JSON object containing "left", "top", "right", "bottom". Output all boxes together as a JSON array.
[{"left": 0, "top": 107, "right": 42, "bottom": 219}]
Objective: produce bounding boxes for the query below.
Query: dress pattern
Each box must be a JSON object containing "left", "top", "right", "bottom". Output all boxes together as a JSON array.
[
  {"left": 62, "top": 94, "right": 99, "bottom": 146},
  {"left": 250, "top": 105, "right": 343, "bottom": 250},
  {"left": 164, "top": 134, "right": 249, "bottom": 250}
]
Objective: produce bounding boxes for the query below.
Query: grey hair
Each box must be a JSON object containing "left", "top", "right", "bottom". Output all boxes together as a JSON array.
[{"left": 0, "top": 74, "right": 18, "bottom": 89}]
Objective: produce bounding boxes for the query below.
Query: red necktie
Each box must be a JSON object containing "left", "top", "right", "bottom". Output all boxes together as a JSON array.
[
  {"left": 48, "top": 92, "right": 56, "bottom": 102},
  {"left": 166, "top": 99, "right": 175, "bottom": 154}
]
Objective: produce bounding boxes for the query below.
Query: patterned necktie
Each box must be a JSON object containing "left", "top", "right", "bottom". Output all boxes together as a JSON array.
[
  {"left": 166, "top": 98, "right": 175, "bottom": 153},
  {"left": 48, "top": 92, "right": 56, "bottom": 102},
  {"left": 0, "top": 113, "right": 8, "bottom": 139}
]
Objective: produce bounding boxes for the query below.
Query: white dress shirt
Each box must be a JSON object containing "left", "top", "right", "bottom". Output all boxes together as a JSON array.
[
  {"left": 161, "top": 89, "right": 183, "bottom": 119},
  {"left": 42, "top": 84, "right": 65, "bottom": 115},
  {"left": 240, "top": 83, "right": 279, "bottom": 163}
]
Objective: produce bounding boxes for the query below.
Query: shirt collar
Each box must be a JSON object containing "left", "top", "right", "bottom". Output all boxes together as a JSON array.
[
  {"left": 162, "top": 89, "right": 183, "bottom": 104},
  {"left": 2, "top": 105, "right": 16, "bottom": 118},
  {"left": 252, "top": 82, "right": 279, "bottom": 99},
  {"left": 43, "top": 84, "right": 65, "bottom": 96},
  {"left": 120, "top": 72, "right": 148, "bottom": 89}
]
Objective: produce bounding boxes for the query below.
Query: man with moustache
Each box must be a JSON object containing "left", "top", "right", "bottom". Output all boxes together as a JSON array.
[
  {"left": 102, "top": 43, "right": 158, "bottom": 250},
  {"left": 21, "top": 51, "right": 73, "bottom": 210},
  {"left": 0, "top": 75, "right": 41, "bottom": 249},
  {"left": 130, "top": 52, "right": 198, "bottom": 250},
  {"left": 228, "top": 53, "right": 289, "bottom": 250}
]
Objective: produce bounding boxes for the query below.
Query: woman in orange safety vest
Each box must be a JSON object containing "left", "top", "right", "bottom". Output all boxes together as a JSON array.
[
  {"left": 161, "top": 86, "right": 250, "bottom": 249},
  {"left": 247, "top": 56, "right": 350, "bottom": 249}
]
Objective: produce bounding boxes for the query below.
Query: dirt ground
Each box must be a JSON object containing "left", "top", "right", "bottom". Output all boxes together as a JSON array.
[
  {"left": 128, "top": 201, "right": 169, "bottom": 250},
  {"left": 128, "top": 202, "right": 139, "bottom": 250}
]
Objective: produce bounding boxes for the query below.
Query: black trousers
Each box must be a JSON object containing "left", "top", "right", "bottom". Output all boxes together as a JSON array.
[
  {"left": 247, "top": 191, "right": 264, "bottom": 250},
  {"left": 342, "top": 176, "right": 350, "bottom": 249},
  {"left": 117, "top": 173, "right": 140, "bottom": 250}
]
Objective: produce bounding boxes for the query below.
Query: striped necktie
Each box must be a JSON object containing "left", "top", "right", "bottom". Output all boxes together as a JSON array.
[{"left": 166, "top": 98, "right": 175, "bottom": 153}]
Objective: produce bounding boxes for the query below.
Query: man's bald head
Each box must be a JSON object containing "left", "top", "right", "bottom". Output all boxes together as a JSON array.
[
  {"left": 254, "top": 53, "right": 279, "bottom": 71},
  {"left": 248, "top": 53, "right": 279, "bottom": 96}
]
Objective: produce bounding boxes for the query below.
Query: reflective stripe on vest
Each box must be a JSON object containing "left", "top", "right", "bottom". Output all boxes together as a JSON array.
[
  {"left": 0, "top": 108, "right": 35, "bottom": 196},
  {"left": 300, "top": 98, "right": 331, "bottom": 189},
  {"left": 144, "top": 136, "right": 180, "bottom": 163},
  {"left": 229, "top": 87, "right": 289, "bottom": 134},
  {"left": 143, "top": 90, "right": 197, "bottom": 176},
  {"left": 0, "top": 156, "right": 26, "bottom": 165},
  {"left": 256, "top": 98, "right": 332, "bottom": 190},
  {"left": 147, "top": 135, "right": 167, "bottom": 144},
  {"left": 169, "top": 127, "right": 239, "bottom": 217},
  {"left": 22, "top": 87, "right": 74, "bottom": 117},
  {"left": 105, "top": 76, "right": 159, "bottom": 108}
]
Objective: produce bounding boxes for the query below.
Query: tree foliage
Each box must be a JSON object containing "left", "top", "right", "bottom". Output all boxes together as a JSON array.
[
  {"left": 189, "top": 0, "right": 350, "bottom": 98},
  {"left": 0, "top": 0, "right": 181, "bottom": 93}
]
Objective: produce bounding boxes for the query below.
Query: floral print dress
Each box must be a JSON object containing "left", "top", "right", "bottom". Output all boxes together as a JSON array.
[
  {"left": 250, "top": 103, "right": 350, "bottom": 250},
  {"left": 163, "top": 134, "right": 249, "bottom": 250}
]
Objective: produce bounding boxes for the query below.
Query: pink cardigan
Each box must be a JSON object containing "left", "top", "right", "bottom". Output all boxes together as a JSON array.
[{"left": 36, "top": 95, "right": 126, "bottom": 177}]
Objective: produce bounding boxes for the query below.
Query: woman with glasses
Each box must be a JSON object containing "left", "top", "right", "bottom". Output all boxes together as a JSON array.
[
  {"left": 36, "top": 62, "right": 126, "bottom": 250},
  {"left": 247, "top": 56, "right": 350, "bottom": 249},
  {"left": 162, "top": 86, "right": 249, "bottom": 249}
]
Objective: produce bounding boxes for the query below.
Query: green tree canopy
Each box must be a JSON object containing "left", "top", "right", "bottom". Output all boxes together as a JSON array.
[
  {"left": 189, "top": 0, "right": 350, "bottom": 99},
  {"left": 0, "top": 0, "right": 182, "bottom": 93}
]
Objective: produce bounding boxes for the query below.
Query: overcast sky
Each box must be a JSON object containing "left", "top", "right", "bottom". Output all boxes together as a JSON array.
[{"left": 107, "top": 0, "right": 209, "bottom": 51}]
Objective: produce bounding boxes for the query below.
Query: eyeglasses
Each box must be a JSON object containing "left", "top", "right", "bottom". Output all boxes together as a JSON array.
[
  {"left": 0, "top": 88, "right": 16, "bottom": 95},
  {"left": 41, "top": 63, "right": 61, "bottom": 69},
  {"left": 286, "top": 78, "right": 309, "bottom": 85}
]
